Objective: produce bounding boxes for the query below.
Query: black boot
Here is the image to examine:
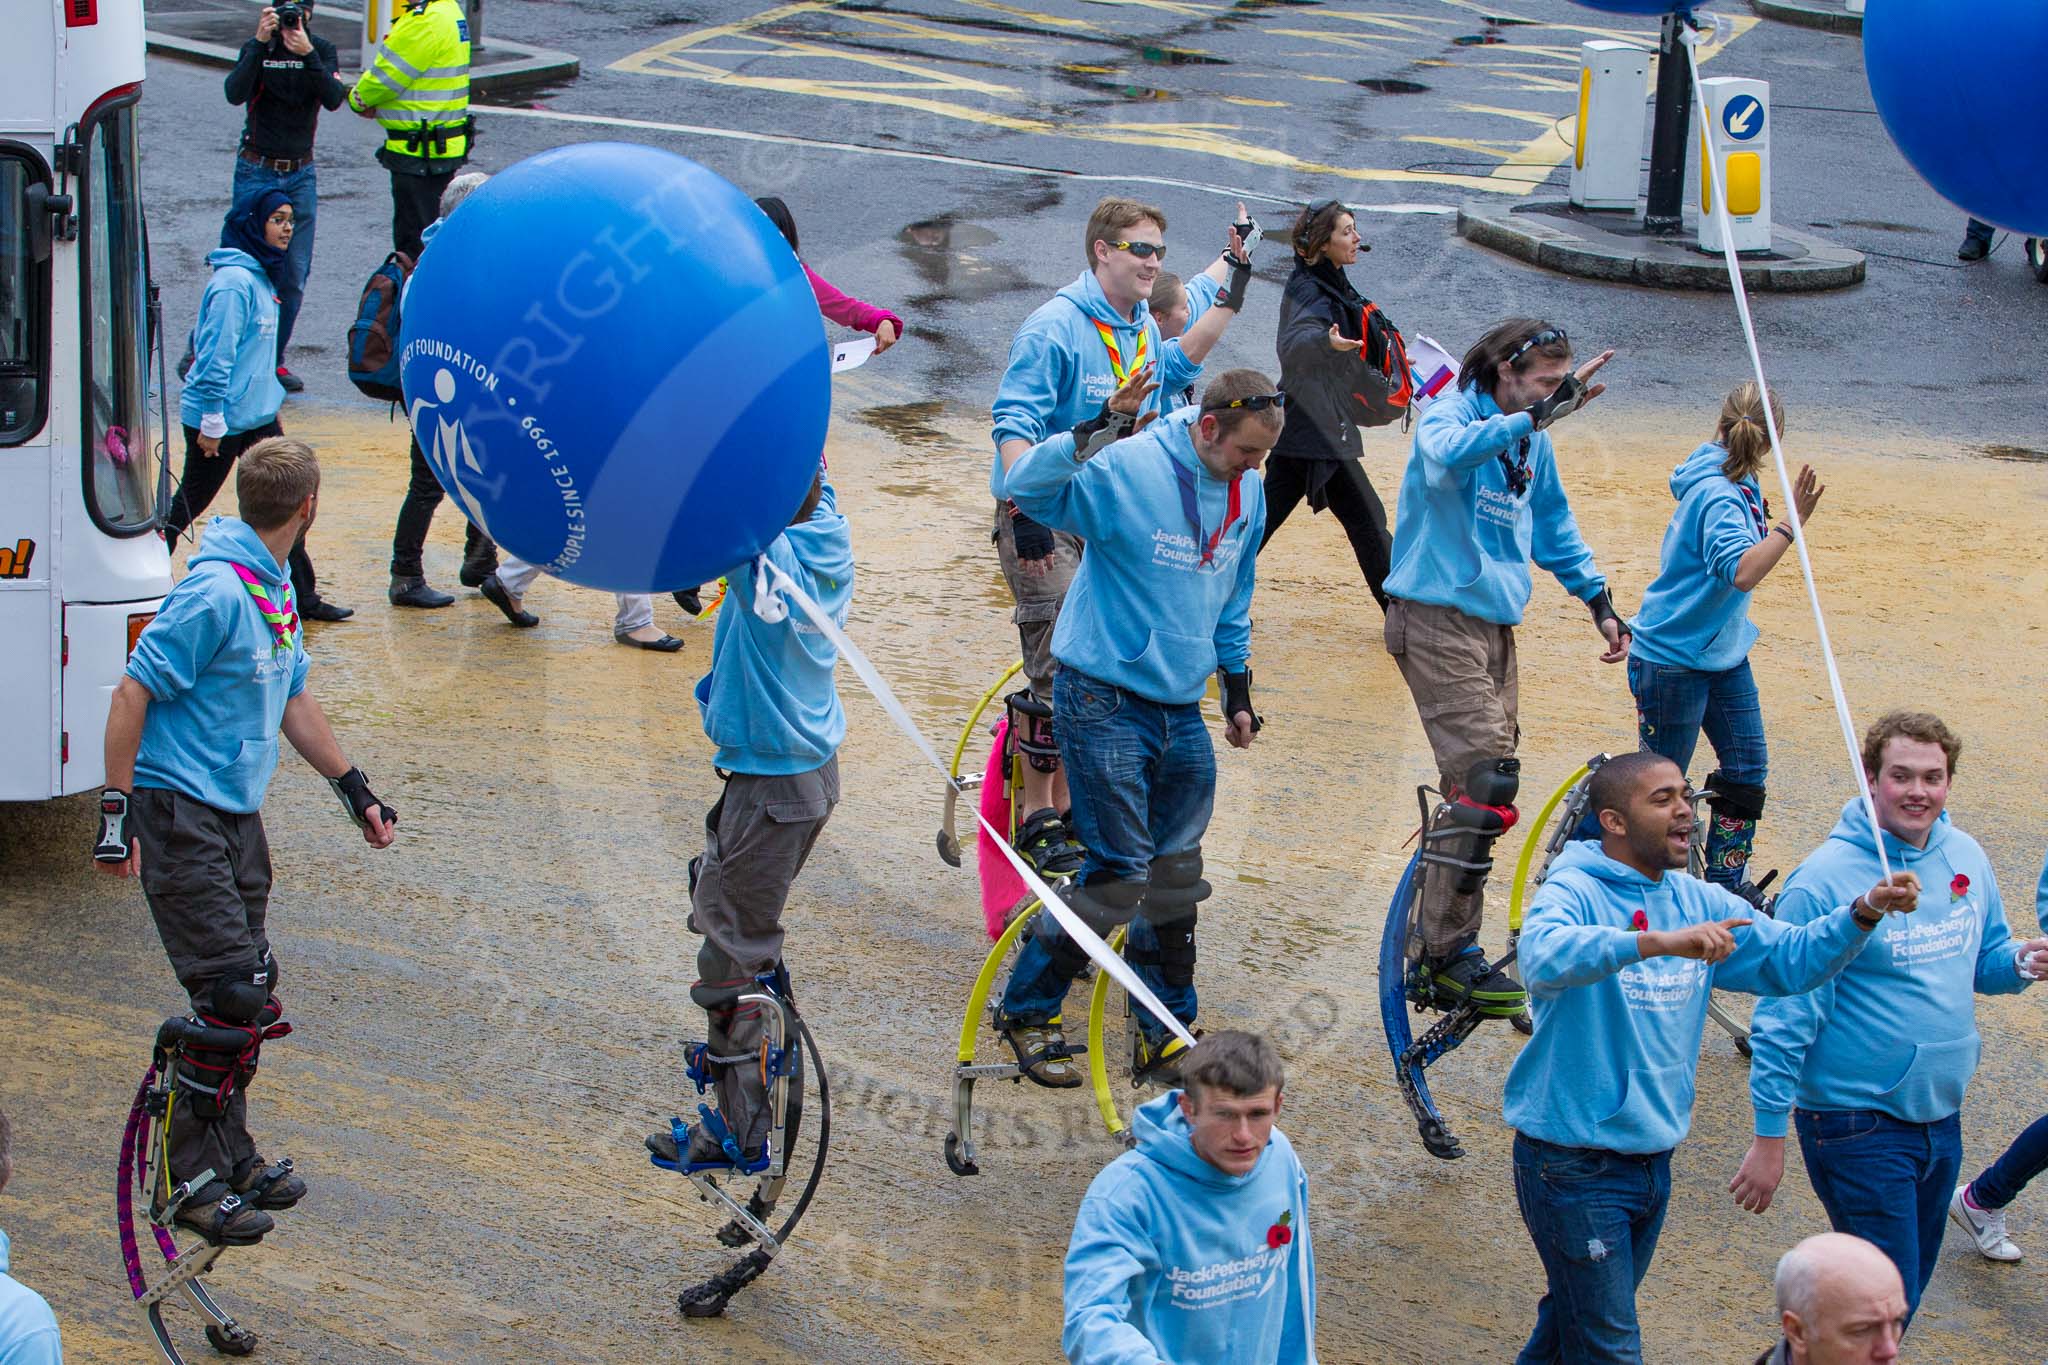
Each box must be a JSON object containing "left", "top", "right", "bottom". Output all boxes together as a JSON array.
[
  {"left": 389, "top": 575, "right": 456, "bottom": 609},
  {"left": 459, "top": 540, "right": 499, "bottom": 588}
]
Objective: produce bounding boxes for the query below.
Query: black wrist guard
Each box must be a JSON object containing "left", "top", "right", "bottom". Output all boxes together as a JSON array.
[
  {"left": 1008, "top": 503, "right": 1056, "bottom": 561},
  {"left": 328, "top": 767, "right": 396, "bottom": 832},
  {"left": 1586, "top": 588, "right": 1622, "bottom": 632},
  {"left": 1233, "top": 213, "right": 1261, "bottom": 255},
  {"left": 1527, "top": 374, "right": 1589, "bottom": 431},
  {"left": 95, "top": 788, "right": 132, "bottom": 863},
  {"left": 1071, "top": 404, "right": 1137, "bottom": 462},
  {"left": 1219, "top": 251, "right": 1253, "bottom": 312},
  {"left": 1218, "top": 668, "right": 1263, "bottom": 732}
]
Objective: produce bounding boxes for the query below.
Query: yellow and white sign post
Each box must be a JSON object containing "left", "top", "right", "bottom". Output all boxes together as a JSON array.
[
  {"left": 1695, "top": 75, "right": 1772, "bottom": 253},
  {"left": 1570, "top": 40, "right": 1652, "bottom": 212}
]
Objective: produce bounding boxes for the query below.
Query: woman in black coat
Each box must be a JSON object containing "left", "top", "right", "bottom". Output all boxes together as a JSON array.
[{"left": 1264, "top": 200, "right": 1400, "bottom": 611}]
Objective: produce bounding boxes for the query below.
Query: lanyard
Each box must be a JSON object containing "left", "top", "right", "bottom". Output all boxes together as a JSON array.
[
  {"left": 1092, "top": 319, "right": 1149, "bottom": 386},
  {"left": 230, "top": 562, "right": 300, "bottom": 655},
  {"left": 1172, "top": 458, "right": 1242, "bottom": 567},
  {"left": 1736, "top": 481, "right": 1771, "bottom": 539}
]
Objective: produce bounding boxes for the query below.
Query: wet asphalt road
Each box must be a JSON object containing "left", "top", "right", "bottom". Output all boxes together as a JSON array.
[{"left": 6, "top": 1, "right": 2048, "bottom": 1361}]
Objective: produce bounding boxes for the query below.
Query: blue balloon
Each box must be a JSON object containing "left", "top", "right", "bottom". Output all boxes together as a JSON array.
[
  {"left": 399, "top": 142, "right": 829, "bottom": 593},
  {"left": 1866, "top": 0, "right": 2048, "bottom": 236}
]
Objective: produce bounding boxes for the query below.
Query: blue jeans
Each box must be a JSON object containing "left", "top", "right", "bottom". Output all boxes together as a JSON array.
[
  {"left": 1971, "top": 1113, "right": 2048, "bottom": 1209},
  {"left": 1626, "top": 656, "right": 1767, "bottom": 785},
  {"left": 1001, "top": 668, "right": 1215, "bottom": 1039},
  {"left": 230, "top": 157, "right": 317, "bottom": 359},
  {"left": 1512, "top": 1134, "right": 1672, "bottom": 1364},
  {"left": 1796, "top": 1108, "right": 1962, "bottom": 1319}
]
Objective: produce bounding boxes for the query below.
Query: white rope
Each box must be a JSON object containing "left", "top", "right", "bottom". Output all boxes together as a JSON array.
[
  {"left": 757, "top": 556, "right": 1200, "bottom": 1049},
  {"left": 1678, "top": 27, "right": 1893, "bottom": 885}
]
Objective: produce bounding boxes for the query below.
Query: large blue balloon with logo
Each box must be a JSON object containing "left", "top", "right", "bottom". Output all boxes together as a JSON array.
[
  {"left": 1865, "top": 0, "right": 2048, "bottom": 235},
  {"left": 399, "top": 142, "right": 829, "bottom": 593}
]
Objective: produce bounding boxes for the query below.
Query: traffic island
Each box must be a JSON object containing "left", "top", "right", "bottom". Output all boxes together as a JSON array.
[
  {"left": 1456, "top": 200, "right": 1865, "bottom": 293},
  {"left": 1746, "top": 0, "right": 1863, "bottom": 34},
  {"left": 145, "top": 0, "right": 578, "bottom": 96}
]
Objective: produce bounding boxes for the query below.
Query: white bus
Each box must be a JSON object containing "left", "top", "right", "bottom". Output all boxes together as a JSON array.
[{"left": 2, "top": 0, "right": 170, "bottom": 800}]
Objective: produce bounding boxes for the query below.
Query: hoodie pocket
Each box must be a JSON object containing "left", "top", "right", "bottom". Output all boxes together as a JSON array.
[
  {"left": 1590, "top": 1063, "right": 1693, "bottom": 1147},
  {"left": 1119, "top": 630, "right": 1213, "bottom": 696},
  {"left": 208, "top": 736, "right": 278, "bottom": 794},
  {"left": 1871, "top": 1035, "right": 1980, "bottom": 1120}
]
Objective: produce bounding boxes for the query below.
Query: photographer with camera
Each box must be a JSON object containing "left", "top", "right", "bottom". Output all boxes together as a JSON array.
[{"left": 224, "top": 1, "right": 345, "bottom": 396}]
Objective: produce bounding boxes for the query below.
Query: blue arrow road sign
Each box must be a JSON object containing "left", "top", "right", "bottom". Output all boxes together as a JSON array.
[{"left": 1723, "top": 94, "right": 1764, "bottom": 142}]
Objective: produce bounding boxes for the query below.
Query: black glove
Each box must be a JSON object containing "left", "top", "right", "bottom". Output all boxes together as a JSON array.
[
  {"left": 1586, "top": 588, "right": 1623, "bottom": 633},
  {"left": 1218, "top": 249, "right": 1253, "bottom": 312},
  {"left": 328, "top": 767, "right": 397, "bottom": 832},
  {"left": 1526, "top": 374, "right": 1590, "bottom": 431},
  {"left": 1008, "top": 503, "right": 1056, "bottom": 561},
  {"left": 95, "top": 788, "right": 133, "bottom": 863},
  {"left": 1218, "top": 668, "right": 1263, "bottom": 732},
  {"left": 1070, "top": 404, "right": 1137, "bottom": 462}
]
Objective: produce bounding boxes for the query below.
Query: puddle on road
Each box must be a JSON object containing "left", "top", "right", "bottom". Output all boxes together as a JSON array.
[
  {"left": 1838, "top": 219, "right": 1936, "bottom": 235},
  {"left": 1356, "top": 78, "right": 1430, "bottom": 94},
  {"left": 855, "top": 401, "right": 964, "bottom": 450},
  {"left": 1976, "top": 444, "right": 2048, "bottom": 463}
]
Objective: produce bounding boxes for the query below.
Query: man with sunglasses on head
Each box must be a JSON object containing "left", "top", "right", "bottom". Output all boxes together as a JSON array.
[
  {"left": 989, "top": 197, "right": 1254, "bottom": 891},
  {"left": 992, "top": 368, "right": 1275, "bottom": 1089},
  {"left": 1383, "top": 318, "right": 1620, "bottom": 1014}
]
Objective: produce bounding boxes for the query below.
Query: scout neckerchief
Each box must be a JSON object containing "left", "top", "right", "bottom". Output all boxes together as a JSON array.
[
  {"left": 1735, "top": 479, "right": 1771, "bottom": 539},
  {"left": 230, "top": 562, "right": 300, "bottom": 655},
  {"left": 1092, "top": 318, "right": 1149, "bottom": 386},
  {"left": 1172, "top": 453, "right": 1242, "bottom": 567}
]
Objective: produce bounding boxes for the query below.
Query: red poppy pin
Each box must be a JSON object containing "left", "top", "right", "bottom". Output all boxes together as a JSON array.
[
  {"left": 1631, "top": 910, "right": 1648, "bottom": 931},
  {"left": 1266, "top": 1210, "right": 1294, "bottom": 1249},
  {"left": 1951, "top": 873, "right": 1970, "bottom": 902}
]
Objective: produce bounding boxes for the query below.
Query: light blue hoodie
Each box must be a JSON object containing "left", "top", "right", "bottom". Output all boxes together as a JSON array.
[
  {"left": 1628, "top": 443, "right": 1768, "bottom": 672},
  {"left": 694, "top": 481, "right": 853, "bottom": 776},
  {"left": 1382, "top": 384, "right": 1605, "bottom": 626},
  {"left": 1006, "top": 412, "right": 1261, "bottom": 703},
  {"left": 989, "top": 271, "right": 1202, "bottom": 498},
  {"left": 129, "top": 517, "right": 311, "bottom": 814},
  {"left": 179, "top": 248, "right": 286, "bottom": 436},
  {"left": 1065, "top": 1091, "right": 1316, "bottom": 1365},
  {"left": 1505, "top": 840, "right": 1870, "bottom": 1155},
  {"left": 0, "top": 1229, "right": 61, "bottom": 1365},
  {"left": 1748, "top": 801, "right": 2039, "bottom": 1138}
]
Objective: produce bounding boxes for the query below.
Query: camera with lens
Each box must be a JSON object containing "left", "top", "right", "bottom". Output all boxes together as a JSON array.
[{"left": 273, "top": 2, "right": 305, "bottom": 28}]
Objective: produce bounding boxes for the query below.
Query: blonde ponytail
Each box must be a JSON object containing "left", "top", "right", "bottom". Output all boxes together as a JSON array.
[{"left": 1716, "top": 381, "right": 1784, "bottom": 484}]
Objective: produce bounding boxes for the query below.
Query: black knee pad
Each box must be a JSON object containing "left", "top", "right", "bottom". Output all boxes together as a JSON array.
[
  {"left": 1141, "top": 850, "right": 1209, "bottom": 988},
  {"left": 1006, "top": 690, "right": 1059, "bottom": 774},
  {"left": 692, "top": 942, "right": 750, "bottom": 1014},
  {"left": 201, "top": 954, "right": 277, "bottom": 1025},
  {"left": 1460, "top": 756, "right": 1520, "bottom": 809},
  {"left": 1044, "top": 875, "right": 1146, "bottom": 978},
  {"left": 1704, "top": 771, "right": 1766, "bottom": 821}
]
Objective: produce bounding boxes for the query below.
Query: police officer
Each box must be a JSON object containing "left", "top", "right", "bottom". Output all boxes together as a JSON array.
[
  {"left": 347, "top": 0, "right": 472, "bottom": 259},
  {"left": 224, "top": 1, "right": 345, "bottom": 394}
]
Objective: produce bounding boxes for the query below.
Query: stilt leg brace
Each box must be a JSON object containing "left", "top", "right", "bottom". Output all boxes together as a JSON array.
[
  {"left": 1005, "top": 690, "right": 1059, "bottom": 774},
  {"left": 1045, "top": 875, "right": 1146, "bottom": 979},
  {"left": 175, "top": 958, "right": 290, "bottom": 1119},
  {"left": 1703, "top": 771, "right": 1766, "bottom": 884},
  {"left": 1128, "top": 849, "right": 1211, "bottom": 988},
  {"left": 1423, "top": 759, "right": 1522, "bottom": 898}
]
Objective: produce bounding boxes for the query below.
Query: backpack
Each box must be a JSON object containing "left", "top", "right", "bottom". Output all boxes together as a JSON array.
[
  {"left": 347, "top": 251, "right": 414, "bottom": 401},
  {"left": 1347, "top": 300, "right": 1415, "bottom": 429}
]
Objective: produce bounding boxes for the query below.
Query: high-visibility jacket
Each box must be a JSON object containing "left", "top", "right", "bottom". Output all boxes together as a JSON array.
[{"left": 349, "top": 0, "right": 471, "bottom": 168}]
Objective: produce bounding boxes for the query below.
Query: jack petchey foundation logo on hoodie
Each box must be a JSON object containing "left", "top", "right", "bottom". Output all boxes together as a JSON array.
[
  {"left": 1618, "top": 955, "right": 1709, "bottom": 1013},
  {"left": 1165, "top": 1242, "right": 1291, "bottom": 1311}
]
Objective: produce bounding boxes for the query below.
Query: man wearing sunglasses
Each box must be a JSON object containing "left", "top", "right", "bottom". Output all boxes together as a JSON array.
[
  {"left": 988, "top": 197, "right": 1254, "bottom": 889},
  {"left": 1383, "top": 317, "right": 1620, "bottom": 1013},
  {"left": 994, "top": 368, "right": 1276, "bottom": 1088}
]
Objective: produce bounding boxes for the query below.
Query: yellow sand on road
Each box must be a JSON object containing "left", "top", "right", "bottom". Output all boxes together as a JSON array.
[{"left": 3, "top": 396, "right": 2045, "bottom": 1362}]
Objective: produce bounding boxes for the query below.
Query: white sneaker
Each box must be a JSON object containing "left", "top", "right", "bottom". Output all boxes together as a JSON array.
[{"left": 1950, "top": 1183, "right": 2024, "bottom": 1262}]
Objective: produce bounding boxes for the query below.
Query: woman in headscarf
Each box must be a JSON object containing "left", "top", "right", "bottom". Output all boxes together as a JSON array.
[
  {"left": 170, "top": 186, "right": 349, "bottom": 619},
  {"left": 1263, "top": 199, "right": 1398, "bottom": 612}
]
